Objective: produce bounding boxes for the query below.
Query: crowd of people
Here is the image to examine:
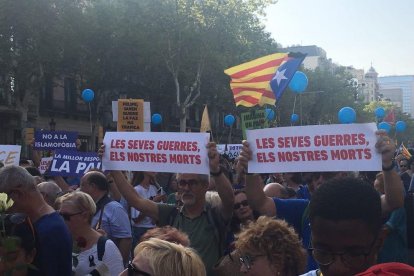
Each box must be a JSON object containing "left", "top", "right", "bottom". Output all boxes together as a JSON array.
[{"left": 0, "top": 130, "right": 413, "bottom": 275}]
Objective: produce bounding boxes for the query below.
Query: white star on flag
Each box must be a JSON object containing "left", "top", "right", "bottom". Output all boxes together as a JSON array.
[{"left": 273, "top": 69, "right": 288, "bottom": 86}]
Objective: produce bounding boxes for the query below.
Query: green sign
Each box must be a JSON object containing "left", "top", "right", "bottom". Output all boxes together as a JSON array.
[{"left": 241, "top": 110, "right": 269, "bottom": 139}]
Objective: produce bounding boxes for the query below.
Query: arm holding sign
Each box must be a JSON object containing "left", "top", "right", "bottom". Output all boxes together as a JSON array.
[
  {"left": 29, "top": 138, "right": 42, "bottom": 167},
  {"left": 376, "top": 130, "right": 405, "bottom": 216},
  {"left": 99, "top": 145, "right": 160, "bottom": 220},
  {"left": 111, "top": 171, "right": 159, "bottom": 220},
  {"left": 237, "top": 140, "right": 276, "bottom": 217},
  {"left": 208, "top": 142, "right": 234, "bottom": 221}
]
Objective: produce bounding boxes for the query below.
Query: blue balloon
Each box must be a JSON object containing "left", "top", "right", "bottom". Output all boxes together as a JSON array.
[
  {"left": 82, "top": 89, "right": 94, "bottom": 102},
  {"left": 395, "top": 121, "right": 407, "bottom": 132},
  {"left": 338, "top": 107, "right": 356, "bottom": 124},
  {"left": 288, "top": 71, "right": 308, "bottom": 93},
  {"left": 375, "top": 107, "right": 385, "bottom": 118},
  {"left": 151, "top": 113, "right": 162, "bottom": 125},
  {"left": 265, "top": 108, "right": 275, "bottom": 121},
  {"left": 224, "top": 115, "right": 235, "bottom": 126},
  {"left": 378, "top": 122, "right": 391, "bottom": 133},
  {"left": 291, "top": 113, "right": 299, "bottom": 123}
]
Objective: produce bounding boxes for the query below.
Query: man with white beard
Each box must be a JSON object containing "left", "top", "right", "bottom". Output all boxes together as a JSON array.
[{"left": 109, "top": 142, "right": 234, "bottom": 276}]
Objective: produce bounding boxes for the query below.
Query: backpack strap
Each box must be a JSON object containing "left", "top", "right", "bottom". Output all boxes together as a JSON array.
[
  {"left": 97, "top": 236, "right": 108, "bottom": 261},
  {"left": 94, "top": 195, "right": 113, "bottom": 230},
  {"left": 205, "top": 204, "right": 226, "bottom": 258}
]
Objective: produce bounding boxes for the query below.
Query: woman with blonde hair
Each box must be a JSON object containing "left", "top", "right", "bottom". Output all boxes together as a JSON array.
[
  {"left": 236, "top": 216, "right": 306, "bottom": 276},
  {"left": 59, "top": 191, "right": 124, "bottom": 276},
  {"left": 120, "top": 238, "right": 206, "bottom": 276}
]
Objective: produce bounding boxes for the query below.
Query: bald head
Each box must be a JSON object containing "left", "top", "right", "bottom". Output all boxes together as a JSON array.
[{"left": 264, "top": 182, "right": 288, "bottom": 198}]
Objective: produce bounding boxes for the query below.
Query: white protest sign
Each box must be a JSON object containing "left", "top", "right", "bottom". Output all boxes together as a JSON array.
[
  {"left": 0, "top": 145, "right": 21, "bottom": 166},
  {"left": 38, "top": 157, "right": 53, "bottom": 174},
  {"left": 246, "top": 123, "right": 381, "bottom": 173},
  {"left": 216, "top": 144, "right": 242, "bottom": 159},
  {"left": 103, "top": 132, "right": 210, "bottom": 174},
  {"left": 112, "top": 101, "right": 151, "bottom": 131}
]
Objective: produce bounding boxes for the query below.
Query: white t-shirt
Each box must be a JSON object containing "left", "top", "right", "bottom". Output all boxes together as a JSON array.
[
  {"left": 73, "top": 239, "right": 124, "bottom": 276},
  {"left": 130, "top": 184, "right": 158, "bottom": 227}
]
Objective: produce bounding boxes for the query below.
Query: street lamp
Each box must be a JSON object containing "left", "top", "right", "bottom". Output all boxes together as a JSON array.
[{"left": 49, "top": 118, "right": 56, "bottom": 131}]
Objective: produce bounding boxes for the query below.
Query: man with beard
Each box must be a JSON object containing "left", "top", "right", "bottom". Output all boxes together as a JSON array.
[{"left": 109, "top": 142, "right": 234, "bottom": 276}]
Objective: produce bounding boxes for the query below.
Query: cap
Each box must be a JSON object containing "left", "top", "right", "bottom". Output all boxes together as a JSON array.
[{"left": 355, "top": 262, "right": 414, "bottom": 276}]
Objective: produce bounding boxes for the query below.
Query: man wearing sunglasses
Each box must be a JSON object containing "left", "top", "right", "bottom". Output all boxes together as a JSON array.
[
  {"left": 110, "top": 142, "right": 234, "bottom": 276},
  {"left": 0, "top": 165, "right": 73, "bottom": 276},
  {"left": 237, "top": 130, "right": 405, "bottom": 274}
]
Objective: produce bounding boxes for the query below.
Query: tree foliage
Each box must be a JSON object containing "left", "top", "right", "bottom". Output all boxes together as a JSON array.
[{"left": 1, "top": 0, "right": 412, "bottom": 145}]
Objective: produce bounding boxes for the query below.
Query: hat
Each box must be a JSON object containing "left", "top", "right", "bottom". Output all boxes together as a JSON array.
[{"left": 355, "top": 262, "right": 414, "bottom": 276}]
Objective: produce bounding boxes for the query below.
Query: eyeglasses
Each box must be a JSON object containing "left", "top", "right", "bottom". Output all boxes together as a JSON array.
[
  {"left": 400, "top": 164, "right": 408, "bottom": 168},
  {"left": 309, "top": 236, "right": 377, "bottom": 268},
  {"left": 239, "top": 254, "right": 265, "bottom": 270},
  {"left": 128, "top": 261, "right": 152, "bottom": 276},
  {"left": 178, "top": 179, "right": 199, "bottom": 188},
  {"left": 234, "top": 200, "right": 249, "bottom": 210},
  {"left": 59, "top": 211, "right": 83, "bottom": 221}
]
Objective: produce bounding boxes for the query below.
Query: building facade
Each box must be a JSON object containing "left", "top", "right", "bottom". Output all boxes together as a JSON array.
[{"left": 378, "top": 75, "right": 414, "bottom": 117}]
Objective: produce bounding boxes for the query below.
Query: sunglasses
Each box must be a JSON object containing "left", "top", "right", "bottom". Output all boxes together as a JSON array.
[
  {"left": 59, "top": 211, "right": 83, "bottom": 221},
  {"left": 234, "top": 200, "right": 249, "bottom": 210},
  {"left": 128, "top": 261, "right": 152, "bottom": 276}
]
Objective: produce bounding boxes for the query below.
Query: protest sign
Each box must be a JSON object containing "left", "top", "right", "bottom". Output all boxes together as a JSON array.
[
  {"left": 34, "top": 130, "right": 78, "bottom": 151},
  {"left": 103, "top": 132, "right": 210, "bottom": 174},
  {"left": 117, "top": 99, "right": 144, "bottom": 132},
  {"left": 241, "top": 110, "right": 269, "bottom": 139},
  {"left": 113, "top": 101, "right": 151, "bottom": 131},
  {"left": 38, "top": 157, "right": 53, "bottom": 174},
  {"left": 48, "top": 150, "right": 101, "bottom": 177},
  {"left": 216, "top": 144, "right": 242, "bottom": 159},
  {"left": 246, "top": 123, "right": 381, "bottom": 173},
  {"left": 0, "top": 145, "right": 21, "bottom": 166}
]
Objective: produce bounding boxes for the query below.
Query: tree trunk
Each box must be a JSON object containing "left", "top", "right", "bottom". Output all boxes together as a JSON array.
[{"left": 179, "top": 104, "right": 186, "bottom": 132}]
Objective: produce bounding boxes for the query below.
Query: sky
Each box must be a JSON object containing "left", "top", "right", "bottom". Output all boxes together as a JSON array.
[{"left": 264, "top": 0, "right": 414, "bottom": 77}]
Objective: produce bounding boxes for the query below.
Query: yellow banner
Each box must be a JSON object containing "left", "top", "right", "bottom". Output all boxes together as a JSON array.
[{"left": 25, "top": 128, "right": 35, "bottom": 145}]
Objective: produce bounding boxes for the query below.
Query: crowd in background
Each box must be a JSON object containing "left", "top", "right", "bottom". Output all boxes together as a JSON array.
[{"left": 0, "top": 132, "right": 413, "bottom": 275}]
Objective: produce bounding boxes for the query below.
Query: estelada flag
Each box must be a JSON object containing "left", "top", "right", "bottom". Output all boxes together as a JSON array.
[
  {"left": 224, "top": 53, "right": 287, "bottom": 107},
  {"left": 400, "top": 143, "right": 412, "bottom": 159},
  {"left": 224, "top": 52, "right": 306, "bottom": 107}
]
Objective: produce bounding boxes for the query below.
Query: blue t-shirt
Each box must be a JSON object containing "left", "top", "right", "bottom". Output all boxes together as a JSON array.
[
  {"left": 32, "top": 212, "right": 72, "bottom": 276},
  {"left": 91, "top": 201, "right": 132, "bottom": 240},
  {"left": 297, "top": 184, "right": 311, "bottom": 200},
  {"left": 273, "top": 198, "right": 318, "bottom": 271}
]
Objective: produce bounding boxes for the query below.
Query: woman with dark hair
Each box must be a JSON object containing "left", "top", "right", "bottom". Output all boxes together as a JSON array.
[
  {"left": 230, "top": 190, "right": 258, "bottom": 235},
  {"left": 213, "top": 190, "right": 259, "bottom": 276},
  {"left": 129, "top": 171, "right": 165, "bottom": 250}
]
